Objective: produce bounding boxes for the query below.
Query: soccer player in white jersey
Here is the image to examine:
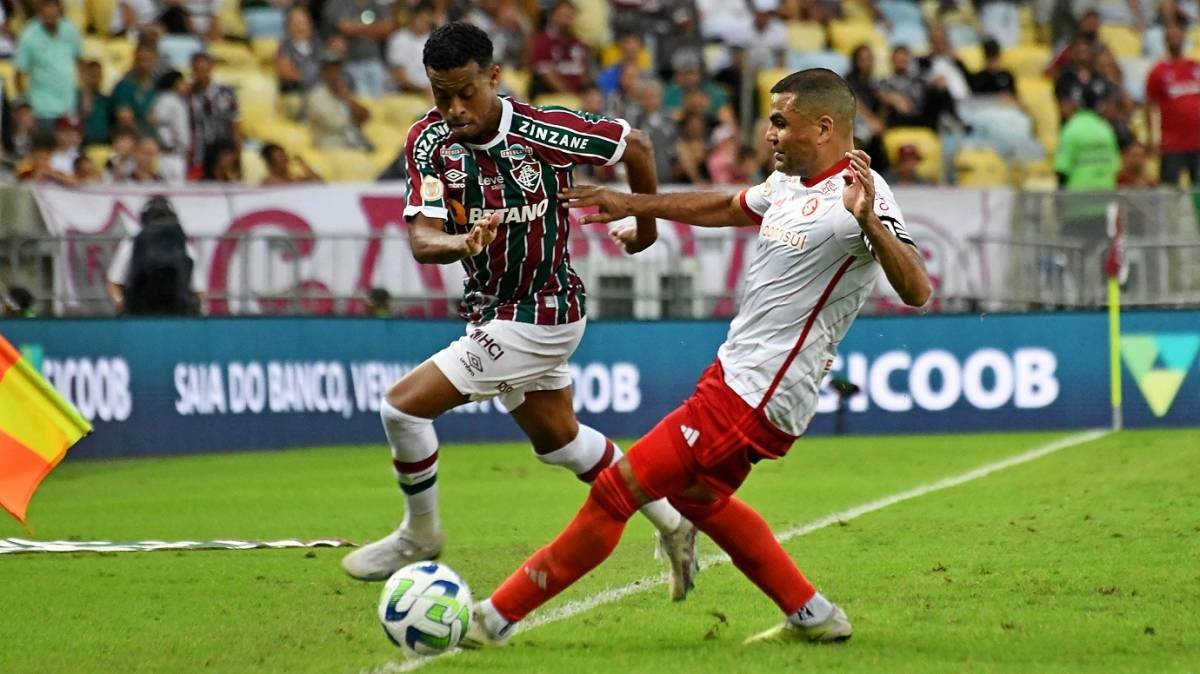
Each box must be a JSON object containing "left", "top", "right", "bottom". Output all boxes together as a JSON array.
[
  {"left": 341, "top": 22, "right": 698, "bottom": 600},
  {"left": 463, "top": 68, "right": 931, "bottom": 647}
]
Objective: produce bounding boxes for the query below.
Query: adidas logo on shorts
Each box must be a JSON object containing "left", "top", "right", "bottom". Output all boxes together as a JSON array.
[{"left": 680, "top": 425, "right": 700, "bottom": 447}]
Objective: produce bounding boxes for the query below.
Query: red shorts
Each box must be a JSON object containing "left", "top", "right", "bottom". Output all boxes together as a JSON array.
[{"left": 626, "top": 360, "right": 797, "bottom": 500}]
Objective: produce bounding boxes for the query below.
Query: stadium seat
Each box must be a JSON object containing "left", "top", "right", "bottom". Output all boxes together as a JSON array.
[
  {"left": 241, "top": 148, "right": 268, "bottom": 185},
  {"left": 785, "top": 21, "right": 827, "bottom": 53},
  {"left": 364, "top": 121, "right": 405, "bottom": 156},
  {"left": 82, "top": 35, "right": 107, "bottom": 61},
  {"left": 64, "top": 0, "right": 87, "bottom": 32},
  {"left": 160, "top": 34, "right": 206, "bottom": 70},
  {"left": 1099, "top": 24, "right": 1142, "bottom": 59},
  {"left": 325, "top": 148, "right": 379, "bottom": 182},
  {"left": 841, "top": 0, "right": 876, "bottom": 23},
  {"left": 827, "top": 19, "right": 886, "bottom": 56},
  {"left": 1120, "top": 56, "right": 1154, "bottom": 103},
  {"left": 208, "top": 41, "right": 258, "bottom": 70},
  {"left": 953, "top": 147, "right": 1010, "bottom": 186},
  {"left": 979, "top": 0, "right": 1019, "bottom": 47},
  {"left": 533, "top": 93, "right": 583, "bottom": 110},
  {"left": 882, "top": 127, "right": 942, "bottom": 183},
  {"left": 0, "top": 61, "right": 17, "bottom": 97},
  {"left": 378, "top": 94, "right": 433, "bottom": 127},
  {"left": 250, "top": 37, "right": 280, "bottom": 68},
  {"left": 243, "top": 7, "right": 285, "bottom": 39},
  {"left": 1019, "top": 157, "right": 1058, "bottom": 191},
  {"left": 1015, "top": 75, "right": 1060, "bottom": 153},
  {"left": 959, "top": 100, "right": 1042, "bottom": 160},
  {"left": 238, "top": 100, "right": 279, "bottom": 139},
  {"left": 572, "top": 0, "right": 611, "bottom": 49},
  {"left": 1001, "top": 44, "right": 1051, "bottom": 78},
  {"left": 877, "top": 0, "right": 924, "bottom": 28},
  {"left": 500, "top": 68, "right": 531, "bottom": 99},
  {"left": 888, "top": 22, "right": 929, "bottom": 53},
  {"left": 786, "top": 50, "right": 849, "bottom": 77},
  {"left": 218, "top": 0, "right": 248, "bottom": 39},
  {"left": 258, "top": 121, "right": 311, "bottom": 155},
  {"left": 295, "top": 148, "right": 332, "bottom": 181},
  {"left": 946, "top": 23, "right": 980, "bottom": 49},
  {"left": 86, "top": 144, "right": 113, "bottom": 170},
  {"left": 757, "top": 67, "right": 791, "bottom": 117},
  {"left": 88, "top": 0, "right": 116, "bottom": 36},
  {"left": 1017, "top": 4, "right": 1040, "bottom": 45},
  {"left": 106, "top": 38, "right": 134, "bottom": 74},
  {"left": 956, "top": 44, "right": 984, "bottom": 73}
]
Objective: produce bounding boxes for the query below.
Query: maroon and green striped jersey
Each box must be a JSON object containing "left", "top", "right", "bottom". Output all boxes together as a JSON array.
[{"left": 403, "top": 96, "right": 631, "bottom": 325}]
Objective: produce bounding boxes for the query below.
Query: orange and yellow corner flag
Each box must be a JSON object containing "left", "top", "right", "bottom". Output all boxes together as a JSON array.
[{"left": 0, "top": 334, "right": 92, "bottom": 523}]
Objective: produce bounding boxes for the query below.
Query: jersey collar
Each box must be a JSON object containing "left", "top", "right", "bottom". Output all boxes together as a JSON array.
[
  {"left": 801, "top": 157, "right": 851, "bottom": 187},
  {"left": 465, "top": 97, "right": 513, "bottom": 151}
]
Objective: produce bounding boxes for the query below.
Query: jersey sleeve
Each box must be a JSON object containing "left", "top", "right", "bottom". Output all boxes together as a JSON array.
[
  {"left": 520, "top": 107, "right": 632, "bottom": 167},
  {"left": 841, "top": 173, "right": 916, "bottom": 258},
  {"left": 402, "top": 122, "right": 448, "bottom": 222},
  {"left": 1145, "top": 65, "right": 1164, "bottom": 104},
  {"left": 737, "top": 172, "right": 778, "bottom": 225}
]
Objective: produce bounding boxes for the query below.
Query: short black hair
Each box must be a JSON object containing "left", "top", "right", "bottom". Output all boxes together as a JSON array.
[
  {"left": 769, "top": 68, "right": 857, "bottom": 124},
  {"left": 156, "top": 69, "right": 184, "bottom": 92},
  {"left": 423, "top": 21, "right": 493, "bottom": 71},
  {"left": 982, "top": 37, "right": 1001, "bottom": 59},
  {"left": 192, "top": 51, "right": 214, "bottom": 66},
  {"left": 260, "top": 142, "right": 284, "bottom": 163}
]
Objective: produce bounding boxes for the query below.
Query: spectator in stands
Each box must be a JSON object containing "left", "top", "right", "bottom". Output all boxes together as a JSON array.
[
  {"left": 650, "top": 0, "right": 704, "bottom": 83},
  {"left": 73, "top": 154, "right": 101, "bottom": 183},
  {"left": 1116, "top": 141, "right": 1157, "bottom": 187},
  {"left": 663, "top": 51, "right": 734, "bottom": 127},
  {"left": 104, "top": 125, "right": 139, "bottom": 181},
  {"left": 387, "top": 0, "right": 437, "bottom": 94},
  {"left": 918, "top": 25, "right": 972, "bottom": 101},
  {"left": 598, "top": 32, "right": 646, "bottom": 98},
  {"left": 189, "top": 52, "right": 241, "bottom": 176},
  {"left": 1146, "top": 21, "right": 1200, "bottom": 186},
  {"left": 78, "top": 60, "right": 112, "bottom": 145},
  {"left": 159, "top": 0, "right": 221, "bottom": 41},
  {"left": 277, "top": 5, "right": 323, "bottom": 98},
  {"left": 201, "top": 137, "right": 241, "bottom": 181},
  {"left": 17, "top": 132, "right": 78, "bottom": 185},
  {"left": 14, "top": 0, "right": 82, "bottom": 128},
  {"left": 529, "top": 0, "right": 592, "bottom": 98},
  {"left": 307, "top": 50, "right": 372, "bottom": 149},
  {"left": 110, "top": 0, "right": 162, "bottom": 38},
  {"left": 705, "top": 124, "right": 748, "bottom": 185},
  {"left": 969, "top": 38, "right": 1017, "bottom": 99},
  {"left": 674, "top": 111, "right": 709, "bottom": 184},
  {"left": 1054, "top": 91, "right": 1120, "bottom": 190},
  {"left": 604, "top": 62, "right": 643, "bottom": 121},
  {"left": 152, "top": 69, "right": 191, "bottom": 183},
  {"left": 846, "top": 44, "right": 889, "bottom": 171},
  {"left": 695, "top": 0, "right": 787, "bottom": 69},
  {"left": 6, "top": 101, "right": 36, "bottom": 161},
  {"left": 0, "top": 0, "right": 15, "bottom": 58},
  {"left": 1048, "top": 9, "right": 1102, "bottom": 76},
  {"left": 2, "top": 286, "right": 36, "bottom": 318},
  {"left": 1053, "top": 38, "right": 1119, "bottom": 114},
  {"left": 127, "top": 134, "right": 163, "bottom": 182},
  {"left": 107, "top": 196, "right": 202, "bottom": 315},
  {"left": 879, "top": 45, "right": 932, "bottom": 127},
  {"left": 632, "top": 78, "right": 678, "bottom": 181},
  {"left": 1159, "top": 0, "right": 1199, "bottom": 24},
  {"left": 464, "top": 0, "right": 529, "bottom": 69},
  {"left": 112, "top": 38, "right": 161, "bottom": 135},
  {"left": 321, "top": 0, "right": 395, "bottom": 97},
  {"left": 49, "top": 115, "right": 80, "bottom": 174},
  {"left": 712, "top": 45, "right": 748, "bottom": 124},
  {"left": 887, "top": 144, "right": 930, "bottom": 186},
  {"left": 260, "top": 143, "right": 322, "bottom": 184}
]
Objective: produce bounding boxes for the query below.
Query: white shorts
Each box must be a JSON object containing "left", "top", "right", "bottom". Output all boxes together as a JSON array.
[{"left": 430, "top": 318, "right": 586, "bottom": 411}]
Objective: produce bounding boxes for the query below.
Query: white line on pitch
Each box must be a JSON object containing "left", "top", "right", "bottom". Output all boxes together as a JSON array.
[{"left": 364, "top": 428, "right": 1111, "bottom": 674}]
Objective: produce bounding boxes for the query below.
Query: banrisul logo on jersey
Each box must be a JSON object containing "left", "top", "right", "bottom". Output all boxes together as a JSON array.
[
  {"left": 501, "top": 144, "right": 542, "bottom": 193},
  {"left": 1121, "top": 333, "right": 1200, "bottom": 417}
]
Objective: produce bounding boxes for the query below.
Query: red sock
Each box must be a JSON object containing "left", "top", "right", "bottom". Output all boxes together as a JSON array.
[
  {"left": 491, "top": 467, "right": 640, "bottom": 621},
  {"left": 691, "top": 497, "right": 816, "bottom": 614}
]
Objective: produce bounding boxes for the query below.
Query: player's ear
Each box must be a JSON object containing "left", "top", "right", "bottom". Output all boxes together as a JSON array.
[
  {"left": 817, "top": 114, "right": 835, "bottom": 145},
  {"left": 488, "top": 63, "right": 501, "bottom": 90}
]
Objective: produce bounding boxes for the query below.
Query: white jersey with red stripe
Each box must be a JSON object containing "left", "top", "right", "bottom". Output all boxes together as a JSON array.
[{"left": 718, "top": 157, "right": 915, "bottom": 437}]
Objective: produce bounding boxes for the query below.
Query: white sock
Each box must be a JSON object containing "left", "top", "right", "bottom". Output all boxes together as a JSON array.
[
  {"left": 535, "top": 425, "right": 682, "bottom": 535},
  {"left": 381, "top": 400, "right": 441, "bottom": 538},
  {"left": 788, "top": 592, "right": 834, "bottom": 627},
  {"left": 478, "top": 599, "right": 517, "bottom": 639}
]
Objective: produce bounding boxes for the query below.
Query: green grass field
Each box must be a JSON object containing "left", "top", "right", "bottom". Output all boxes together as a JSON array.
[{"left": 2, "top": 429, "right": 1198, "bottom": 674}]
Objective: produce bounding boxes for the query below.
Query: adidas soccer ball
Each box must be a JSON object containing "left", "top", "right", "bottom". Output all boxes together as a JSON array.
[{"left": 378, "top": 561, "right": 473, "bottom": 655}]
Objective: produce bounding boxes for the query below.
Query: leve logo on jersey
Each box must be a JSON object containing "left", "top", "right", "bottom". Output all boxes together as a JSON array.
[
  {"left": 467, "top": 199, "right": 550, "bottom": 224},
  {"left": 1120, "top": 333, "right": 1200, "bottom": 417}
]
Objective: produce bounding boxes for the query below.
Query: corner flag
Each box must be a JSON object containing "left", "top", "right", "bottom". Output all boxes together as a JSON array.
[
  {"left": 0, "top": 334, "right": 92, "bottom": 523},
  {"left": 1104, "top": 201, "right": 1125, "bottom": 431}
]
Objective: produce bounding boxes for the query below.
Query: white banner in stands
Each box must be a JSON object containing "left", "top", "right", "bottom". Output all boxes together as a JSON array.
[{"left": 31, "top": 183, "right": 1013, "bottom": 316}]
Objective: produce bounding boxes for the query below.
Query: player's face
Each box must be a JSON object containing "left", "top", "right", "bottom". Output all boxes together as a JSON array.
[
  {"left": 764, "top": 94, "right": 825, "bottom": 176},
  {"left": 428, "top": 62, "right": 502, "bottom": 142}
]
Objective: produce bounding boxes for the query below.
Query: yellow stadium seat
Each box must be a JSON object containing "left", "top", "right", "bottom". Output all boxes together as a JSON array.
[
  {"left": 1098, "top": 24, "right": 1141, "bottom": 59},
  {"left": 954, "top": 147, "right": 1010, "bottom": 186},
  {"left": 214, "top": 68, "right": 279, "bottom": 108},
  {"left": 82, "top": 36, "right": 107, "bottom": 60},
  {"left": 258, "top": 121, "right": 311, "bottom": 155},
  {"left": 295, "top": 148, "right": 332, "bottom": 181},
  {"left": 828, "top": 19, "right": 886, "bottom": 56},
  {"left": 500, "top": 68, "right": 531, "bottom": 99},
  {"left": 0, "top": 61, "right": 17, "bottom": 97},
  {"left": 1018, "top": 3, "right": 1039, "bottom": 45},
  {"left": 1015, "top": 75, "right": 1060, "bottom": 153},
  {"left": 842, "top": 0, "right": 875, "bottom": 23},
  {"left": 88, "top": 0, "right": 116, "bottom": 36},
  {"left": 533, "top": 93, "right": 584, "bottom": 110},
  {"left": 86, "top": 145, "right": 113, "bottom": 170},
  {"left": 1020, "top": 158, "right": 1058, "bottom": 191},
  {"left": 378, "top": 94, "right": 433, "bottom": 127},
  {"left": 325, "top": 148, "right": 379, "bottom": 182},
  {"left": 64, "top": 0, "right": 87, "bottom": 31},
  {"left": 956, "top": 44, "right": 984, "bottom": 73},
  {"left": 106, "top": 38, "right": 134, "bottom": 74},
  {"left": 241, "top": 148, "right": 268, "bottom": 185},
  {"left": 208, "top": 41, "right": 258, "bottom": 69},
  {"left": 757, "top": 67, "right": 791, "bottom": 117},
  {"left": 786, "top": 21, "right": 827, "bottom": 52},
  {"left": 882, "top": 127, "right": 943, "bottom": 183},
  {"left": 364, "top": 121, "right": 405, "bottom": 155},
  {"left": 250, "top": 37, "right": 281, "bottom": 68},
  {"left": 572, "top": 0, "right": 611, "bottom": 49},
  {"left": 599, "top": 44, "right": 652, "bottom": 69},
  {"left": 238, "top": 100, "right": 279, "bottom": 139},
  {"left": 1001, "top": 44, "right": 1051, "bottom": 78},
  {"left": 218, "top": 0, "right": 248, "bottom": 39}
]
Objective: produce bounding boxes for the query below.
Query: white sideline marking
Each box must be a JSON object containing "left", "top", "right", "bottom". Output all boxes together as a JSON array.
[{"left": 365, "top": 429, "right": 1111, "bottom": 674}]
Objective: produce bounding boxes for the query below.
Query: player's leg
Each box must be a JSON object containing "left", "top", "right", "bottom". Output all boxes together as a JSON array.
[
  {"left": 509, "top": 386, "right": 696, "bottom": 600},
  {"left": 340, "top": 358, "right": 470, "bottom": 581}
]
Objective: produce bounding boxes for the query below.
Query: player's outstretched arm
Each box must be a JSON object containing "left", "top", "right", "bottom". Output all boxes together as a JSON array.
[
  {"left": 560, "top": 185, "right": 757, "bottom": 230},
  {"left": 615, "top": 130, "right": 660, "bottom": 254},
  {"left": 409, "top": 212, "right": 500, "bottom": 264},
  {"left": 842, "top": 150, "right": 931, "bottom": 307}
]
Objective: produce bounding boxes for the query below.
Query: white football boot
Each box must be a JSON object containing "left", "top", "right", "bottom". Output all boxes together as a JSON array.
[
  {"left": 658, "top": 519, "right": 700, "bottom": 601},
  {"left": 460, "top": 602, "right": 515, "bottom": 649},
  {"left": 743, "top": 604, "right": 853, "bottom": 644},
  {"left": 340, "top": 527, "right": 444, "bottom": 581}
]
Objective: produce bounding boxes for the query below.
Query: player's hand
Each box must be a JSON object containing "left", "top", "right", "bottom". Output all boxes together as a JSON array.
[
  {"left": 559, "top": 184, "right": 633, "bottom": 224},
  {"left": 842, "top": 150, "right": 875, "bottom": 225},
  {"left": 461, "top": 213, "right": 500, "bottom": 257},
  {"left": 608, "top": 224, "right": 646, "bottom": 254}
]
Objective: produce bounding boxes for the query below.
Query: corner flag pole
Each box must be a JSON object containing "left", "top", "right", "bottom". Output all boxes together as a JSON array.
[{"left": 1104, "top": 200, "right": 1126, "bottom": 431}]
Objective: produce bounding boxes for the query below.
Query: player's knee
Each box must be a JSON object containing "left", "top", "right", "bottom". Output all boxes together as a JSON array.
[
  {"left": 668, "top": 494, "right": 729, "bottom": 524},
  {"left": 589, "top": 465, "right": 641, "bottom": 521}
]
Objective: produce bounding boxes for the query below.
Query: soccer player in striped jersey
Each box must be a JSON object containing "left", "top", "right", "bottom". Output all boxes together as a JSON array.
[
  {"left": 463, "top": 69, "right": 932, "bottom": 647},
  {"left": 341, "top": 22, "right": 699, "bottom": 599}
]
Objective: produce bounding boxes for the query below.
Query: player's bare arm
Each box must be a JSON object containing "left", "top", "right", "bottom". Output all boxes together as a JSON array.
[
  {"left": 561, "top": 185, "right": 757, "bottom": 248},
  {"left": 842, "top": 150, "right": 931, "bottom": 307},
  {"left": 615, "top": 129, "right": 660, "bottom": 254},
  {"left": 408, "top": 212, "right": 500, "bottom": 264}
]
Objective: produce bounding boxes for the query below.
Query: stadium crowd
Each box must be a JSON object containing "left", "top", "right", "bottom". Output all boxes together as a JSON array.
[{"left": 0, "top": 0, "right": 1197, "bottom": 189}]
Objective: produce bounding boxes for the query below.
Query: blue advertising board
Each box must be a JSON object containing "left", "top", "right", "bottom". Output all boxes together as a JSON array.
[{"left": 1, "top": 311, "right": 1196, "bottom": 458}]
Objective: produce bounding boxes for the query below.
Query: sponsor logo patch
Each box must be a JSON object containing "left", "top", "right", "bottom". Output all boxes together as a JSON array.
[
  {"left": 444, "top": 168, "right": 468, "bottom": 188},
  {"left": 421, "top": 175, "right": 444, "bottom": 202},
  {"left": 440, "top": 143, "right": 467, "bottom": 159}
]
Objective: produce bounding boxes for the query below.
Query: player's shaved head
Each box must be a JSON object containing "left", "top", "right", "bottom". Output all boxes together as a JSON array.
[{"left": 769, "top": 68, "right": 856, "bottom": 128}]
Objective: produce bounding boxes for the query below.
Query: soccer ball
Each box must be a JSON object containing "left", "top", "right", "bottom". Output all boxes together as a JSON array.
[{"left": 377, "top": 561, "right": 473, "bottom": 655}]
